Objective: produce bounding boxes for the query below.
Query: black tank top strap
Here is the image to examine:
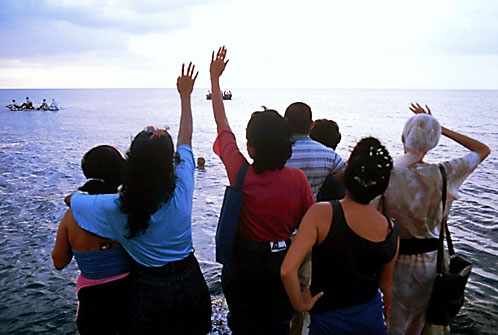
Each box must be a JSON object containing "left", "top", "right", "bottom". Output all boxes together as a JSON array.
[
  {"left": 330, "top": 200, "right": 347, "bottom": 233},
  {"left": 385, "top": 215, "right": 393, "bottom": 231}
]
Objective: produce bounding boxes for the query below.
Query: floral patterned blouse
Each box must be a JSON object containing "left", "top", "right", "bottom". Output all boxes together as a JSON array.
[{"left": 382, "top": 152, "right": 480, "bottom": 239}]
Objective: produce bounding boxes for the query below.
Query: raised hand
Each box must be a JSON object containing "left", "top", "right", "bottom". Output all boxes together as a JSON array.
[
  {"left": 177, "top": 62, "right": 198, "bottom": 97},
  {"left": 210, "top": 46, "right": 229, "bottom": 80},
  {"left": 409, "top": 103, "right": 432, "bottom": 115}
]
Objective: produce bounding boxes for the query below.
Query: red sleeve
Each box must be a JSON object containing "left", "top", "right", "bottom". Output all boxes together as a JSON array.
[{"left": 213, "top": 127, "right": 248, "bottom": 186}]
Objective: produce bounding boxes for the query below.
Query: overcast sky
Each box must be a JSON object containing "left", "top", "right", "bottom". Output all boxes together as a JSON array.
[{"left": 1, "top": 0, "right": 498, "bottom": 89}]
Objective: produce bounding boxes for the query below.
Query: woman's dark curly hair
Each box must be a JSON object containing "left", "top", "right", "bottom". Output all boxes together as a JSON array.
[
  {"left": 119, "top": 129, "right": 176, "bottom": 238},
  {"left": 344, "top": 137, "right": 393, "bottom": 204},
  {"left": 246, "top": 109, "right": 293, "bottom": 174}
]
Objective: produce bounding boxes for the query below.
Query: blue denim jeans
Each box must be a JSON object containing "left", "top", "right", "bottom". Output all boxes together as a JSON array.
[
  {"left": 309, "top": 291, "right": 386, "bottom": 335},
  {"left": 222, "top": 238, "right": 294, "bottom": 335},
  {"left": 131, "top": 253, "right": 212, "bottom": 334}
]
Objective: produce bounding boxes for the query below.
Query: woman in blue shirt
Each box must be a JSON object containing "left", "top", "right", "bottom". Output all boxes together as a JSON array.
[{"left": 66, "top": 63, "right": 212, "bottom": 334}]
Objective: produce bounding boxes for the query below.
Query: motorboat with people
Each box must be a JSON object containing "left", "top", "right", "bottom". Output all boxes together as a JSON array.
[{"left": 206, "top": 90, "right": 232, "bottom": 100}]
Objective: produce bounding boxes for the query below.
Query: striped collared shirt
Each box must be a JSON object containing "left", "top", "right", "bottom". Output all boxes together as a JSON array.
[{"left": 286, "top": 136, "right": 345, "bottom": 198}]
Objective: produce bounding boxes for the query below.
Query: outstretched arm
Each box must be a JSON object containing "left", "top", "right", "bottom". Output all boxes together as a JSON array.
[
  {"left": 210, "top": 46, "right": 230, "bottom": 132},
  {"left": 177, "top": 62, "right": 198, "bottom": 147},
  {"left": 410, "top": 103, "right": 490, "bottom": 162}
]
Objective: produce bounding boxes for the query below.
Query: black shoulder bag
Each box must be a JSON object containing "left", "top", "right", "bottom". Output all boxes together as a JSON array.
[
  {"left": 426, "top": 164, "right": 473, "bottom": 326},
  {"left": 215, "top": 161, "right": 249, "bottom": 265}
]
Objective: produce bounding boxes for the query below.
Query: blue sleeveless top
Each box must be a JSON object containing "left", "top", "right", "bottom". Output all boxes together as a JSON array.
[{"left": 72, "top": 247, "right": 132, "bottom": 279}]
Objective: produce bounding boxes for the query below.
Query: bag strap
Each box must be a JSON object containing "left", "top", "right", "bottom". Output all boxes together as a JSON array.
[
  {"left": 436, "top": 164, "right": 456, "bottom": 274},
  {"left": 234, "top": 161, "right": 249, "bottom": 190}
]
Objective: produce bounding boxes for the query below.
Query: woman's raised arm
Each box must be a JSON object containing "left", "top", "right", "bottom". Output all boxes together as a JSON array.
[
  {"left": 177, "top": 62, "right": 198, "bottom": 147},
  {"left": 210, "top": 46, "right": 230, "bottom": 132}
]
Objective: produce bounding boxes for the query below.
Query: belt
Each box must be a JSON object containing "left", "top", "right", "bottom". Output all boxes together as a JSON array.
[
  {"left": 399, "top": 238, "right": 439, "bottom": 255},
  {"left": 235, "top": 238, "right": 291, "bottom": 253}
]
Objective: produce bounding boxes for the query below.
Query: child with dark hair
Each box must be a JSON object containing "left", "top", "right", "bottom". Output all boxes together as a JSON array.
[
  {"left": 52, "top": 144, "right": 133, "bottom": 334},
  {"left": 62, "top": 63, "right": 212, "bottom": 334},
  {"left": 210, "top": 46, "right": 314, "bottom": 334},
  {"left": 309, "top": 119, "right": 341, "bottom": 150},
  {"left": 310, "top": 119, "right": 346, "bottom": 202},
  {"left": 282, "top": 137, "right": 399, "bottom": 335}
]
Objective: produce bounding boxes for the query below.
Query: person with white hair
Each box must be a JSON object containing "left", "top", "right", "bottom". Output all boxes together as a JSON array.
[
  {"left": 381, "top": 103, "right": 490, "bottom": 335},
  {"left": 49, "top": 98, "right": 58, "bottom": 110}
]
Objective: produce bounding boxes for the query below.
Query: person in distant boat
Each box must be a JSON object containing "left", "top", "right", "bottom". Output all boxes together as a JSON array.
[
  {"left": 38, "top": 99, "right": 49, "bottom": 110},
  {"left": 49, "top": 98, "right": 58, "bottom": 110},
  {"left": 19, "top": 97, "right": 33, "bottom": 109},
  {"left": 52, "top": 144, "right": 132, "bottom": 335},
  {"left": 6, "top": 99, "right": 20, "bottom": 110}
]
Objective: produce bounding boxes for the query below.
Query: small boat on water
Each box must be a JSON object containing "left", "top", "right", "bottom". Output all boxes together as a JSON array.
[
  {"left": 206, "top": 91, "right": 232, "bottom": 100},
  {"left": 5, "top": 98, "right": 59, "bottom": 111},
  {"left": 5, "top": 105, "right": 59, "bottom": 111}
]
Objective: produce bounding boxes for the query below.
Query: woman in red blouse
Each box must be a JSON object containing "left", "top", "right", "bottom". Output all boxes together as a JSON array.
[{"left": 210, "top": 46, "right": 314, "bottom": 335}]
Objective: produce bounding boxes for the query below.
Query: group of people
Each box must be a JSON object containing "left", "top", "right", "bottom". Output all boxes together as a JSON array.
[
  {"left": 52, "top": 46, "right": 490, "bottom": 335},
  {"left": 206, "top": 90, "right": 232, "bottom": 100},
  {"left": 6, "top": 97, "right": 58, "bottom": 110}
]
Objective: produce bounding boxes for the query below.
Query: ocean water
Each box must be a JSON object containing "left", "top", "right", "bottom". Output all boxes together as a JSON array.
[{"left": 0, "top": 88, "right": 496, "bottom": 334}]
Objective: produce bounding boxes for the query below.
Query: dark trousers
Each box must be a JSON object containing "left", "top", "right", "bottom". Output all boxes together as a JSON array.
[
  {"left": 77, "top": 275, "right": 132, "bottom": 335},
  {"left": 131, "top": 253, "right": 212, "bottom": 334},
  {"left": 222, "top": 239, "right": 294, "bottom": 335}
]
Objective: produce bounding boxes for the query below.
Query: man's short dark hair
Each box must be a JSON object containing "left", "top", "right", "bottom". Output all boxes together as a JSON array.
[{"left": 284, "top": 102, "right": 312, "bottom": 134}]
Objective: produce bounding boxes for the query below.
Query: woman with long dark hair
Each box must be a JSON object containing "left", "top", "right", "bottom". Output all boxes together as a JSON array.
[
  {"left": 210, "top": 46, "right": 315, "bottom": 334},
  {"left": 66, "top": 63, "right": 212, "bottom": 334},
  {"left": 281, "top": 137, "right": 399, "bottom": 335}
]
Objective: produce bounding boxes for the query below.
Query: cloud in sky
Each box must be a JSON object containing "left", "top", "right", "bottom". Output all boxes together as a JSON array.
[{"left": 0, "top": 0, "right": 497, "bottom": 89}]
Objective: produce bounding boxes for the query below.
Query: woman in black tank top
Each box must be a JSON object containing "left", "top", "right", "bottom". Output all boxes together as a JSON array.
[{"left": 281, "top": 137, "right": 400, "bottom": 335}]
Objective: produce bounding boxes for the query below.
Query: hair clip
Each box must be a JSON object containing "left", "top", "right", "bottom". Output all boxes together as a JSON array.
[
  {"left": 144, "top": 126, "right": 167, "bottom": 140},
  {"left": 354, "top": 176, "right": 377, "bottom": 188}
]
